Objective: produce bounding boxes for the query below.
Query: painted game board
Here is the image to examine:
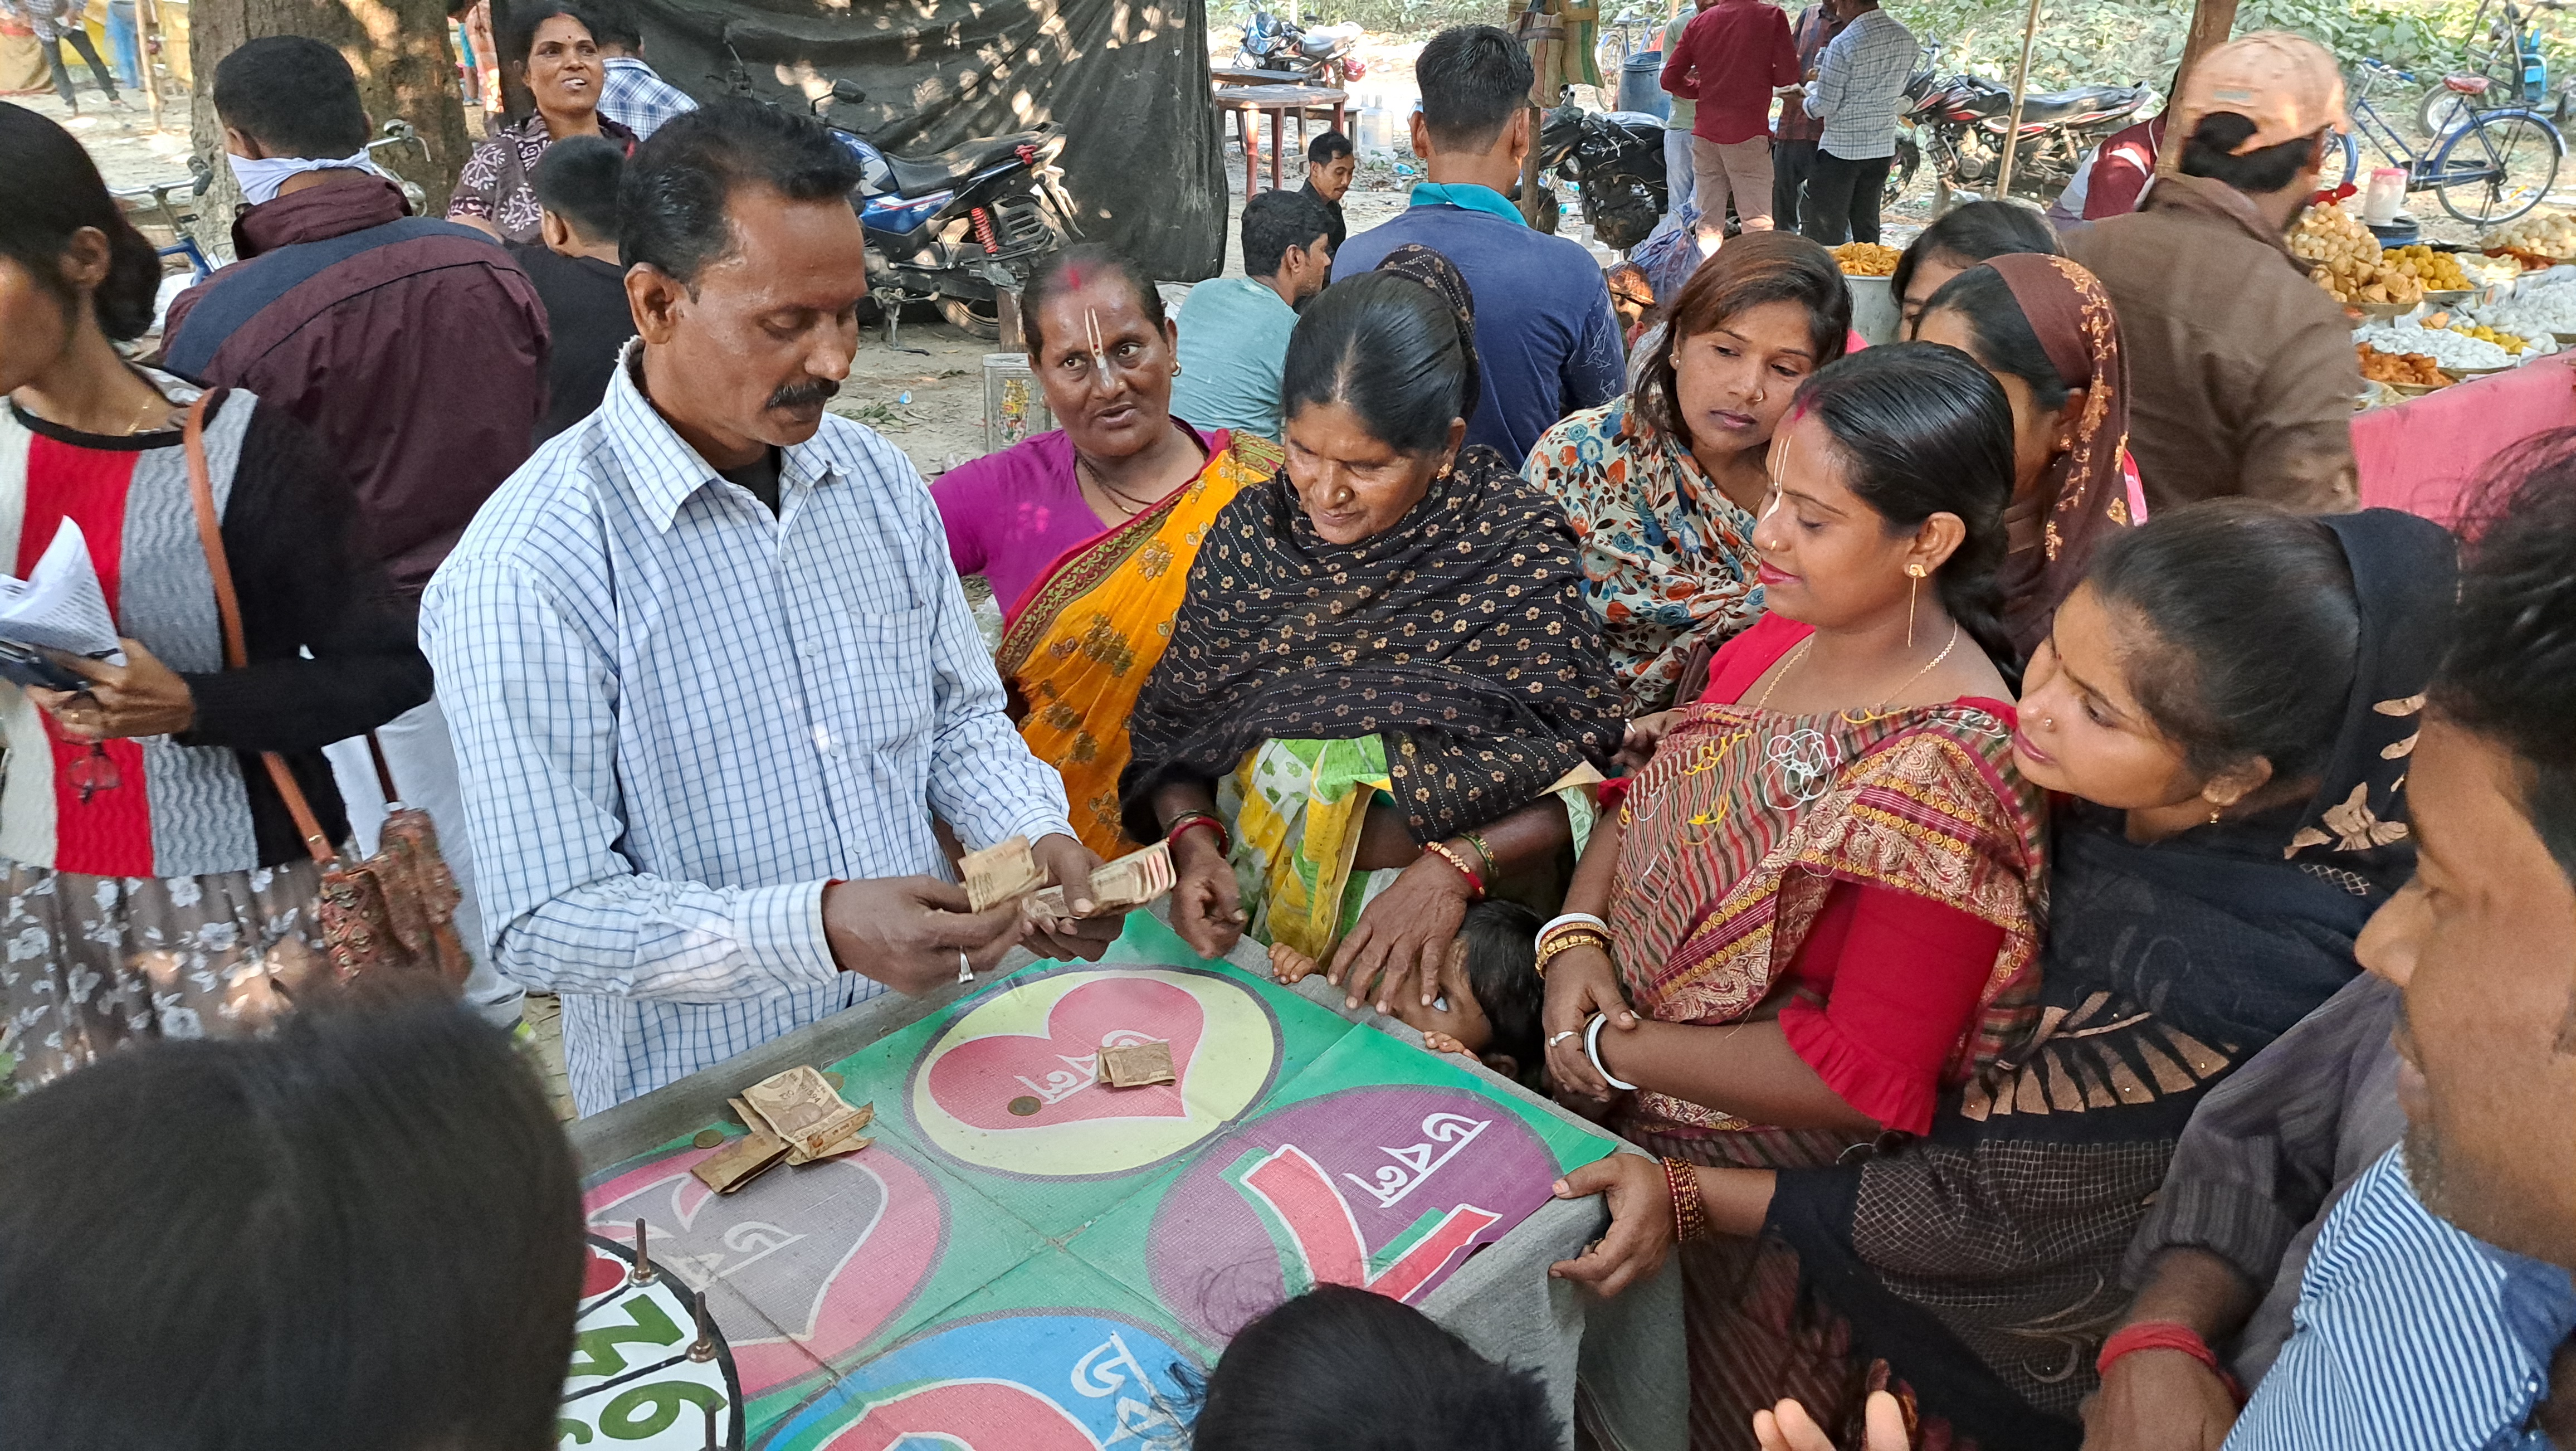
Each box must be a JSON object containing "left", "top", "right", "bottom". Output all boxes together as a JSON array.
[{"left": 563, "top": 913, "right": 1616, "bottom": 1449}]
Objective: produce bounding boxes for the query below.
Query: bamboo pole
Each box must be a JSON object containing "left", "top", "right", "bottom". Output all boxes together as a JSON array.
[
  {"left": 136, "top": 0, "right": 164, "bottom": 132},
  {"left": 1992, "top": 0, "right": 2044, "bottom": 199},
  {"left": 2176, "top": 0, "right": 2241, "bottom": 98}
]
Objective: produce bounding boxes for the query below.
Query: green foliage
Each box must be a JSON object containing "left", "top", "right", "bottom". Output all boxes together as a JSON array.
[{"left": 1890, "top": 0, "right": 2495, "bottom": 93}]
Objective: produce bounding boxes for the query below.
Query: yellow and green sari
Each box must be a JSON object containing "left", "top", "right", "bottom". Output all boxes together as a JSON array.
[{"left": 996, "top": 432, "right": 1284, "bottom": 858}]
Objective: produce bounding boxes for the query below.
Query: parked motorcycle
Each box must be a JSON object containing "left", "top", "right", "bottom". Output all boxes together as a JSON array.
[
  {"left": 1237, "top": 10, "right": 1366, "bottom": 85},
  {"left": 1528, "top": 104, "right": 1668, "bottom": 251},
  {"left": 1896, "top": 46, "right": 2153, "bottom": 211},
  {"left": 809, "top": 79, "right": 1078, "bottom": 340}
]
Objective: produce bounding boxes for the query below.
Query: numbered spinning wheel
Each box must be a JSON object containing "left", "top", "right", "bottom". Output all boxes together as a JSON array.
[{"left": 561, "top": 1234, "right": 745, "bottom": 1450}]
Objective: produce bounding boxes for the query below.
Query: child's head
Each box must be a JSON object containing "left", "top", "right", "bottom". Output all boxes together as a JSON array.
[
  {"left": 0, "top": 997, "right": 584, "bottom": 1451},
  {"left": 1191, "top": 1286, "right": 1559, "bottom": 1450},
  {"left": 1385, "top": 899, "right": 1545, "bottom": 1084}
]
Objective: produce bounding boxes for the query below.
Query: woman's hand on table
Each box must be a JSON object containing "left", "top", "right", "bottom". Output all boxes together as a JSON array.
[
  {"left": 1022, "top": 832, "right": 1126, "bottom": 961},
  {"left": 1327, "top": 853, "right": 1471, "bottom": 1014},
  {"left": 1544, "top": 943, "right": 1638, "bottom": 1102},
  {"left": 1167, "top": 828, "right": 1247, "bottom": 959},
  {"left": 1547, "top": 1152, "right": 1675, "bottom": 1296},
  {"left": 27, "top": 639, "right": 194, "bottom": 741},
  {"left": 1616, "top": 710, "right": 1679, "bottom": 771}
]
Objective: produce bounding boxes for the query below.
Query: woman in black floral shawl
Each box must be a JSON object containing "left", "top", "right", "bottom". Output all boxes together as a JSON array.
[{"left": 1120, "top": 246, "right": 1622, "bottom": 1014}]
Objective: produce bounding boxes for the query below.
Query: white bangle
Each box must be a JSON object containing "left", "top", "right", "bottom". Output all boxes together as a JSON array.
[
  {"left": 1536, "top": 912, "right": 1611, "bottom": 953},
  {"left": 1584, "top": 1011, "right": 1640, "bottom": 1092}
]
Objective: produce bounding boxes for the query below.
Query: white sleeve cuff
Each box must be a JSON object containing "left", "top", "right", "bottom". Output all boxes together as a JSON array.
[{"left": 737, "top": 879, "right": 840, "bottom": 987}]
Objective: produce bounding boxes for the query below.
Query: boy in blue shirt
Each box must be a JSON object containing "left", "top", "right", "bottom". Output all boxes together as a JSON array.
[
  {"left": 1333, "top": 25, "right": 1623, "bottom": 465},
  {"left": 1170, "top": 188, "right": 1335, "bottom": 440}
]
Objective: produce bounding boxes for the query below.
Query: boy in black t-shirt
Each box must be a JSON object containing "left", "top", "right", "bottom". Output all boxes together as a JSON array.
[{"left": 508, "top": 135, "right": 639, "bottom": 441}]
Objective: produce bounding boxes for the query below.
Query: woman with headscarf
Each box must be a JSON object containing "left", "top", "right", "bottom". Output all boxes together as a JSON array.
[
  {"left": 447, "top": 1, "right": 634, "bottom": 242},
  {"left": 1915, "top": 253, "right": 2144, "bottom": 660},
  {"left": 1120, "top": 246, "right": 1623, "bottom": 1014},
  {"left": 935, "top": 247, "right": 1278, "bottom": 856},
  {"left": 1552, "top": 503, "right": 2455, "bottom": 1450},
  {"left": 1523, "top": 231, "right": 1851, "bottom": 718}
]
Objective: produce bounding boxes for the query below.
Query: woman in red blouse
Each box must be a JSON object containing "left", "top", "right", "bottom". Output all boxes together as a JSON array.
[{"left": 1535, "top": 344, "right": 2045, "bottom": 1439}]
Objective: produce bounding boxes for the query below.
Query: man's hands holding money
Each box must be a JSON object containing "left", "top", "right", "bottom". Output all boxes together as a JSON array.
[
  {"left": 822, "top": 875, "right": 1021, "bottom": 993},
  {"left": 1023, "top": 832, "right": 1125, "bottom": 961},
  {"left": 821, "top": 834, "right": 1127, "bottom": 991}
]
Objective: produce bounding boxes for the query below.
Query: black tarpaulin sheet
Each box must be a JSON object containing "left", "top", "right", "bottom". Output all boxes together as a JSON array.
[{"left": 624, "top": 0, "right": 1227, "bottom": 280}]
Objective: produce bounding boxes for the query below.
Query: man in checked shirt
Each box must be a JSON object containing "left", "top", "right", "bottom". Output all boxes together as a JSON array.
[{"left": 423, "top": 99, "right": 1124, "bottom": 1114}]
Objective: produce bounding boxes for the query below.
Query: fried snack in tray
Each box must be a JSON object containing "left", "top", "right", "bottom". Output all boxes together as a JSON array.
[
  {"left": 2484, "top": 210, "right": 2576, "bottom": 260},
  {"left": 2292, "top": 203, "right": 2425, "bottom": 305},
  {"left": 2384, "top": 244, "right": 2472, "bottom": 291},
  {"left": 1832, "top": 242, "right": 1901, "bottom": 276},
  {"left": 2356, "top": 343, "right": 2448, "bottom": 387}
]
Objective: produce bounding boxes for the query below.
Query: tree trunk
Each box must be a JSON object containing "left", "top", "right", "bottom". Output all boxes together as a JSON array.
[
  {"left": 2176, "top": 0, "right": 2241, "bottom": 99},
  {"left": 188, "top": 0, "right": 474, "bottom": 246}
]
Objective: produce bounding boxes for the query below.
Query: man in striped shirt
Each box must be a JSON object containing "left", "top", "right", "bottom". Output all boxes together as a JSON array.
[
  {"left": 2203, "top": 454, "right": 2576, "bottom": 1448},
  {"left": 1798, "top": 0, "right": 1914, "bottom": 244},
  {"left": 423, "top": 99, "right": 1123, "bottom": 1113}
]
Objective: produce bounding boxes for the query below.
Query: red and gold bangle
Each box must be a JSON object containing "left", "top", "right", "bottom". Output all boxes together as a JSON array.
[
  {"left": 2095, "top": 1322, "right": 2246, "bottom": 1405},
  {"left": 1421, "top": 840, "right": 1486, "bottom": 898},
  {"left": 1163, "top": 811, "right": 1230, "bottom": 856},
  {"left": 1662, "top": 1157, "right": 1707, "bottom": 1244},
  {"left": 1534, "top": 929, "right": 1609, "bottom": 978}
]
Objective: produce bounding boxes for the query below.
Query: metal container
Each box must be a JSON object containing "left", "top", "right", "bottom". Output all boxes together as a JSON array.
[
  {"left": 1845, "top": 272, "right": 1902, "bottom": 346},
  {"left": 1618, "top": 51, "right": 1670, "bottom": 121},
  {"left": 982, "top": 352, "right": 1052, "bottom": 454}
]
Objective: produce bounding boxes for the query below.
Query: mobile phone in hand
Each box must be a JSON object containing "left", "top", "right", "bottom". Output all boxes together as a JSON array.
[{"left": 0, "top": 642, "right": 90, "bottom": 693}]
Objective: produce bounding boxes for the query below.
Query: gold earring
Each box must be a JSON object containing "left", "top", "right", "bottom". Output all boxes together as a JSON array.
[
  {"left": 2207, "top": 801, "right": 2224, "bottom": 825},
  {"left": 1905, "top": 563, "right": 1925, "bottom": 650}
]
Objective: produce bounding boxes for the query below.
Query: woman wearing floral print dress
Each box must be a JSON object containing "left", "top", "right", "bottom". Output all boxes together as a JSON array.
[
  {"left": 1524, "top": 231, "right": 1852, "bottom": 717},
  {"left": 0, "top": 106, "right": 428, "bottom": 1090},
  {"left": 447, "top": 2, "right": 635, "bottom": 244}
]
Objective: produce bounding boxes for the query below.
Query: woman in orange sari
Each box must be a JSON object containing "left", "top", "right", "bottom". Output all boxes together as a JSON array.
[{"left": 935, "top": 246, "right": 1280, "bottom": 855}]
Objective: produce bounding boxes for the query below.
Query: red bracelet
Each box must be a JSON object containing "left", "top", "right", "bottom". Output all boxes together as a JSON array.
[
  {"left": 1421, "top": 840, "right": 1486, "bottom": 898},
  {"left": 1164, "top": 812, "right": 1229, "bottom": 856},
  {"left": 2095, "top": 1322, "right": 2246, "bottom": 1405}
]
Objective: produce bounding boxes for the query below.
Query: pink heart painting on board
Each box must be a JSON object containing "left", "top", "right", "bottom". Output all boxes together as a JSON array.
[
  {"left": 926, "top": 976, "right": 1208, "bottom": 1132},
  {"left": 583, "top": 1138, "right": 945, "bottom": 1396}
]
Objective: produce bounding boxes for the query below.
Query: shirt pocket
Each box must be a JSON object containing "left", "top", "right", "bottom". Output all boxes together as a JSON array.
[{"left": 840, "top": 603, "right": 939, "bottom": 753}]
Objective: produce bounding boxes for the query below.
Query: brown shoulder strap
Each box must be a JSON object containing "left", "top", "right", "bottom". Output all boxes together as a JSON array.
[{"left": 180, "top": 392, "right": 340, "bottom": 868}]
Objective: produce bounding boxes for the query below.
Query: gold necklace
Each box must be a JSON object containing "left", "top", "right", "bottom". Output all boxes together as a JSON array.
[
  {"left": 1754, "top": 620, "right": 1963, "bottom": 714},
  {"left": 1075, "top": 454, "right": 1154, "bottom": 515},
  {"left": 124, "top": 386, "right": 171, "bottom": 435}
]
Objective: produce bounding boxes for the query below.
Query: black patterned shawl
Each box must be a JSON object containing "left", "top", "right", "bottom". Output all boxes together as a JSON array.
[
  {"left": 1116, "top": 452, "right": 1623, "bottom": 845},
  {"left": 1763, "top": 509, "right": 2461, "bottom": 1449},
  {"left": 1119, "top": 245, "right": 1621, "bottom": 843}
]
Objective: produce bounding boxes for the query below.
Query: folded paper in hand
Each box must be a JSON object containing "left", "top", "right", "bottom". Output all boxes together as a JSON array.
[
  {"left": 1027, "top": 840, "right": 1175, "bottom": 919},
  {"left": 0, "top": 520, "right": 124, "bottom": 664},
  {"left": 961, "top": 835, "right": 1045, "bottom": 912}
]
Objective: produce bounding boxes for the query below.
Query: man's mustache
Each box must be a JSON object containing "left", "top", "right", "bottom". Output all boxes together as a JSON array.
[{"left": 767, "top": 378, "right": 842, "bottom": 410}]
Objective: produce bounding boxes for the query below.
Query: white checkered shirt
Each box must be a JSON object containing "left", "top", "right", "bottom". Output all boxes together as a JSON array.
[
  {"left": 421, "top": 349, "right": 1072, "bottom": 1114},
  {"left": 599, "top": 57, "right": 699, "bottom": 141},
  {"left": 1805, "top": 8, "right": 1916, "bottom": 160}
]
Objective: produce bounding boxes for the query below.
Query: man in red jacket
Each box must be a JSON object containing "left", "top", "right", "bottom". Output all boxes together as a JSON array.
[
  {"left": 163, "top": 36, "right": 550, "bottom": 1027},
  {"left": 1659, "top": 0, "right": 1801, "bottom": 233}
]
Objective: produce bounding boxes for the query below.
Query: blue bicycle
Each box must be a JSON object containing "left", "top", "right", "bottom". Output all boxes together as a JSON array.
[{"left": 2336, "top": 57, "right": 2563, "bottom": 227}]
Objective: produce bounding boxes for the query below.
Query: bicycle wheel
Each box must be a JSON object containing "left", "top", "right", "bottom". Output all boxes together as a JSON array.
[
  {"left": 2433, "top": 111, "right": 2563, "bottom": 226},
  {"left": 2419, "top": 84, "right": 2477, "bottom": 138},
  {"left": 2330, "top": 129, "right": 2362, "bottom": 193}
]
